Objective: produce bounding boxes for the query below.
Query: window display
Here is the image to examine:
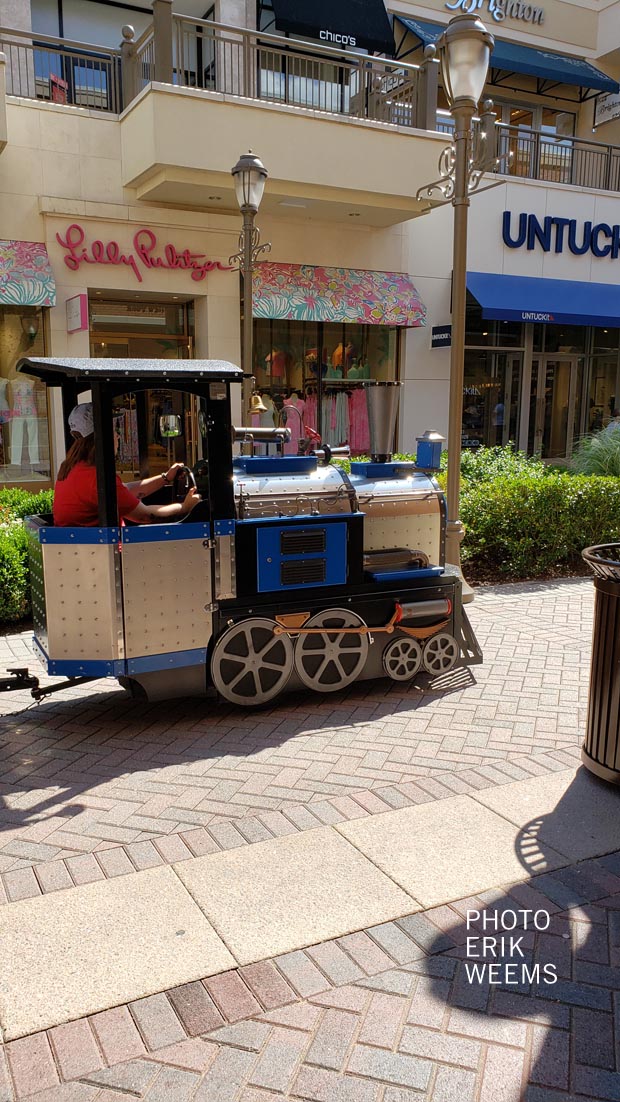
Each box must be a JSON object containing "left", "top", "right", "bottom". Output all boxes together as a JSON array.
[
  {"left": 253, "top": 319, "right": 399, "bottom": 454},
  {"left": 0, "top": 306, "right": 50, "bottom": 483}
]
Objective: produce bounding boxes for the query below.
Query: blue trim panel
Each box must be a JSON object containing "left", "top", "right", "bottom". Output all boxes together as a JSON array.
[
  {"left": 350, "top": 461, "right": 417, "bottom": 478},
  {"left": 233, "top": 455, "right": 317, "bottom": 475},
  {"left": 126, "top": 647, "right": 207, "bottom": 675},
  {"left": 214, "top": 519, "right": 235, "bottom": 536},
  {"left": 237, "top": 512, "right": 363, "bottom": 527},
  {"left": 257, "top": 521, "right": 347, "bottom": 592},
  {"left": 38, "top": 526, "right": 120, "bottom": 544},
  {"left": 32, "top": 638, "right": 122, "bottom": 678},
  {"left": 122, "top": 522, "right": 211, "bottom": 543},
  {"left": 368, "top": 567, "right": 444, "bottom": 582}
]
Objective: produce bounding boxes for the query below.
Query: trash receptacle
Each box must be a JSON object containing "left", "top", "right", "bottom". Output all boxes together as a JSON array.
[{"left": 582, "top": 544, "right": 620, "bottom": 784}]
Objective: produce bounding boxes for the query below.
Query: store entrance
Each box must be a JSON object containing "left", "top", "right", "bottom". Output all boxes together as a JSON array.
[{"left": 528, "top": 355, "right": 584, "bottom": 460}]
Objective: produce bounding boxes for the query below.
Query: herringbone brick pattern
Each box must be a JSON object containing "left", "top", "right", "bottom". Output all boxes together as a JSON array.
[
  {"left": 4, "top": 849, "right": 620, "bottom": 1101},
  {"left": 0, "top": 580, "right": 592, "bottom": 889}
]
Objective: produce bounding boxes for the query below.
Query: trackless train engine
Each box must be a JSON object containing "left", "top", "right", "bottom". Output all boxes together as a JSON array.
[{"left": 5, "top": 357, "right": 481, "bottom": 706}]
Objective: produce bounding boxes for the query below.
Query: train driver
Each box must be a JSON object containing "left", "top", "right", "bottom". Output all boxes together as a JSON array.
[{"left": 53, "top": 403, "right": 200, "bottom": 526}]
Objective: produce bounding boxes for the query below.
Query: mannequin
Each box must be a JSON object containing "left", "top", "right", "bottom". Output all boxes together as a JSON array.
[{"left": 9, "top": 373, "right": 39, "bottom": 467}]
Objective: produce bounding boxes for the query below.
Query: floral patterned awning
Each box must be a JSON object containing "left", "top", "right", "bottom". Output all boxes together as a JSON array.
[
  {"left": 0, "top": 240, "right": 56, "bottom": 307},
  {"left": 252, "top": 263, "right": 426, "bottom": 327}
]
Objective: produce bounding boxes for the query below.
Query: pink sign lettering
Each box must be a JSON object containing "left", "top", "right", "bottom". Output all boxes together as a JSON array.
[{"left": 55, "top": 224, "right": 233, "bottom": 283}]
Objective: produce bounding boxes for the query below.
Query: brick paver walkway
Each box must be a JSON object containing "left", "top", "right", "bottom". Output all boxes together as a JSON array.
[
  {"left": 3, "top": 849, "right": 620, "bottom": 1101},
  {"left": 0, "top": 579, "right": 592, "bottom": 897},
  {"left": 0, "top": 577, "right": 608, "bottom": 1101}
]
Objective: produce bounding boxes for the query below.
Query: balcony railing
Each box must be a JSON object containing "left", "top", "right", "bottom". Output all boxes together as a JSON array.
[
  {"left": 0, "top": 26, "right": 121, "bottom": 111},
  {"left": 436, "top": 111, "right": 620, "bottom": 193},
  {"left": 497, "top": 123, "right": 620, "bottom": 192},
  {"left": 134, "top": 15, "right": 427, "bottom": 128}
]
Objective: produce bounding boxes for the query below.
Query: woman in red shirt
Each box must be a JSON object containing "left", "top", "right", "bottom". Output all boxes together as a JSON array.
[{"left": 53, "top": 403, "right": 200, "bottom": 527}]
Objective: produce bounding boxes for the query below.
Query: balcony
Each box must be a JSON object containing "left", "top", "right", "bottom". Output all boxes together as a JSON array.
[{"left": 2, "top": 12, "right": 620, "bottom": 211}]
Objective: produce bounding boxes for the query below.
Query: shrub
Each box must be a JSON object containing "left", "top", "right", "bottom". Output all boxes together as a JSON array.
[
  {"left": 571, "top": 431, "right": 620, "bottom": 477},
  {"left": 461, "top": 471, "right": 620, "bottom": 577},
  {"left": 0, "top": 488, "right": 53, "bottom": 519},
  {"left": 0, "top": 521, "right": 30, "bottom": 622},
  {"left": 0, "top": 489, "right": 52, "bottom": 624}
]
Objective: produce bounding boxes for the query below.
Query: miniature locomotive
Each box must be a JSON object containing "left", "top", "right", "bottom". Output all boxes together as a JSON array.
[{"left": 6, "top": 356, "right": 481, "bottom": 706}]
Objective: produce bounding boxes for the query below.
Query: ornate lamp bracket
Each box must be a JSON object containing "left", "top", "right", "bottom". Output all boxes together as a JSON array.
[{"left": 416, "top": 101, "right": 511, "bottom": 206}]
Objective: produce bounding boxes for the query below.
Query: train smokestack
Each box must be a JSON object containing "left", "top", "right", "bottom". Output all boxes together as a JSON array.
[{"left": 365, "top": 381, "right": 403, "bottom": 463}]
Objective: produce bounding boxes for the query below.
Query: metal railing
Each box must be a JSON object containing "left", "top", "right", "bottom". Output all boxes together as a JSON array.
[
  {"left": 166, "top": 16, "right": 423, "bottom": 127},
  {"left": 0, "top": 26, "right": 121, "bottom": 111},
  {"left": 436, "top": 111, "right": 620, "bottom": 193},
  {"left": 496, "top": 123, "right": 620, "bottom": 192},
  {"left": 134, "top": 24, "right": 155, "bottom": 89}
]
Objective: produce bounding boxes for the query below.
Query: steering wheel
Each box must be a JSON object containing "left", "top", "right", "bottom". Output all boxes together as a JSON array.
[{"left": 172, "top": 465, "right": 196, "bottom": 502}]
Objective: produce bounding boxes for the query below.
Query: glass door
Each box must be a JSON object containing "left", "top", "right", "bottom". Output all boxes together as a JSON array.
[{"left": 529, "top": 356, "right": 581, "bottom": 460}]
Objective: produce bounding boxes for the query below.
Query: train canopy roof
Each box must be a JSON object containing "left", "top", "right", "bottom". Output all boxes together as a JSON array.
[{"left": 17, "top": 357, "right": 243, "bottom": 386}]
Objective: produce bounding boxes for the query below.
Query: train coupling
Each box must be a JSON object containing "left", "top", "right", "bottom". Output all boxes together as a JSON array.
[{"left": 0, "top": 668, "right": 40, "bottom": 693}]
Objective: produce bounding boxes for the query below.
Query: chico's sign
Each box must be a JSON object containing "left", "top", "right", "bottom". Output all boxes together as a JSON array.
[
  {"left": 56, "top": 224, "right": 232, "bottom": 283},
  {"left": 503, "top": 210, "right": 620, "bottom": 259}
]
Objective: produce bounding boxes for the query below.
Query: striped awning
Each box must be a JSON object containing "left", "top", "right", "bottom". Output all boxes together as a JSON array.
[
  {"left": 0, "top": 240, "right": 56, "bottom": 307},
  {"left": 252, "top": 263, "right": 426, "bottom": 327}
]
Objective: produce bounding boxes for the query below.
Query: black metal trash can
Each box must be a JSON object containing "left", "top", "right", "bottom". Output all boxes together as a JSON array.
[{"left": 582, "top": 544, "right": 620, "bottom": 784}]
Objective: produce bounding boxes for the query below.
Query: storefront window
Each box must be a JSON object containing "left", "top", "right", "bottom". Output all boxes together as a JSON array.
[
  {"left": 0, "top": 306, "right": 50, "bottom": 483},
  {"left": 253, "top": 319, "right": 399, "bottom": 453},
  {"left": 463, "top": 350, "right": 522, "bottom": 449},
  {"left": 91, "top": 299, "right": 195, "bottom": 478},
  {"left": 466, "top": 298, "right": 523, "bottom": 348},
  {"left": 589, "top": 330, "right": 620, "bottom": 430}
]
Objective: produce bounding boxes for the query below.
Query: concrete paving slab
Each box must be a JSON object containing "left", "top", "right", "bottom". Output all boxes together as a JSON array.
[
  {"left": 336, "top": 794, "right": 568, "bottom": 908},
  {"left": 175, "top": 827, "right": 418, "bottom": 965},
  {"left": 0, "top": 866, "right": 234, "bottom": 1040},
  {"left": 472, "top": 766, "right": 620, "bottom": 863}
]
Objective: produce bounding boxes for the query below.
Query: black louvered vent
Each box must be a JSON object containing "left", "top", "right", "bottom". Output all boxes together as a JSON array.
[
  {"left": 281, "top": 529, "right": 326, "bottom": 555},
  {"left": 281, "top": 558, "right": 326, "bottom": 586}
]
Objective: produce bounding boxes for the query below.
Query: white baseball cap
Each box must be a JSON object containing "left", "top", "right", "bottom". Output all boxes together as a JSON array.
[{"left": 68, "top": 402, "right": 94, "bottom": 438}]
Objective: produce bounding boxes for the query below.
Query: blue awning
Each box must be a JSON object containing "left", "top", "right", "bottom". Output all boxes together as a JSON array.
[
  {"left": 467, "top": 271, "right": 620, "bottom": 327},
  {"left": 396, "top": 17, "right": 619, "bottom": 94}
]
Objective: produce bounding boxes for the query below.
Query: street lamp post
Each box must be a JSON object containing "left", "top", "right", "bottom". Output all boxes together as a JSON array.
[
  {"left": 230, "top": 152, "right": 271, "bottom": 423},
  {"left": 416, "top": 16, "right": 496, "bottom": 597}
]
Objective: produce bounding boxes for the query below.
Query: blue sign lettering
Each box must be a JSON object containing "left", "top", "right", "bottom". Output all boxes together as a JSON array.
[{"left": 503, "top": 211, "right": 620, "bottom": 260}]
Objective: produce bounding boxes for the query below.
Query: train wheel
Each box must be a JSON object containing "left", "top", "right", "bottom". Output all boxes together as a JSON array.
[
  {"left": 422, "top": 632, "right": 459, "bottom": 675},
  {"left": 294, "top": 609, "right": 369, "bottom": 693},
  {"left": 211, "top": 618, "right": 294, "bottom": 706},
  {"left": 382, "top": 636, "right": 423, "bottom": 681}
]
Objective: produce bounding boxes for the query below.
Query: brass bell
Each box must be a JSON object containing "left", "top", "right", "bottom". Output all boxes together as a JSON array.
[{"left": 250, "top": 392, "right": 268, "bottom": 414}]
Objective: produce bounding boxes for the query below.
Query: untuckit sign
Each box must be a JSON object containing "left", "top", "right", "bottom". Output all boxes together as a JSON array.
[
  {"left": 503, "top": 211, "right": 620, "bottom": 259},
  {"left": 56, "top": 224, "right": 233, "bottom": 283}
]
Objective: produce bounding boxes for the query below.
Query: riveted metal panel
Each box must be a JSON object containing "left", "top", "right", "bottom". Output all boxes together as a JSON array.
[
  {"left": 121, "top": 537, "right": 213, "bottom": 658},
  {"left": 42, "top": 543, "right": 124, "bottom": 661},
  {"left": 28, "top": 527, "right": 48, "bottom": 653},
  {"left": 215, "top": 534, "right": 236, "bottom": 600}
]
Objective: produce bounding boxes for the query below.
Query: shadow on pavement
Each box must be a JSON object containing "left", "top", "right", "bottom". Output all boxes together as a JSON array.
[{"left": 425, "top": 770, "right": 620, "bottom": 1101}]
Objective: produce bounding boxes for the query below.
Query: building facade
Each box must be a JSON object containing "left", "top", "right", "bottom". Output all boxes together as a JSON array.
[{"left": 0, "top": 0, "right": 619, "bottom": 488}]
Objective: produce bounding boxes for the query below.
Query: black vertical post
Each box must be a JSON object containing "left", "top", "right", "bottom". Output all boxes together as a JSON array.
[{"left": 91, "top": 381, "right": 118, "bottom": 528}]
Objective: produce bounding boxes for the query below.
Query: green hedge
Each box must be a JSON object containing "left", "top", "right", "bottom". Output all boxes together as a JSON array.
[
  {"left": 461, "top": 471, "right": 620, "bottom": 577},
  {"left": 0, "top": 489, "right": 52, "bottom": 623}
]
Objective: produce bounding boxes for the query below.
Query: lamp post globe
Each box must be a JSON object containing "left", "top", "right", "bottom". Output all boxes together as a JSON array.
[
  {"left": 438, "top": 14, "right": 494, "bottom": 108},
  {"left": 231, "top": 151, "right": 268, "bottom": 213}
]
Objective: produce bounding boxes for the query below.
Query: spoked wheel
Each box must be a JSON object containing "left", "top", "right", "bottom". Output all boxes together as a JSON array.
[
  {"left": 422, "top": 632, "right": 459, "bottom": 675},
  {"left": 382, "top": 636, "right": 423, "bottom": 681},
  {"left": 294, "top": 609, "right": 369, "bottom": 693},
  {"left": 211, "top": 618, "right": 294, "bottom": 706}
]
